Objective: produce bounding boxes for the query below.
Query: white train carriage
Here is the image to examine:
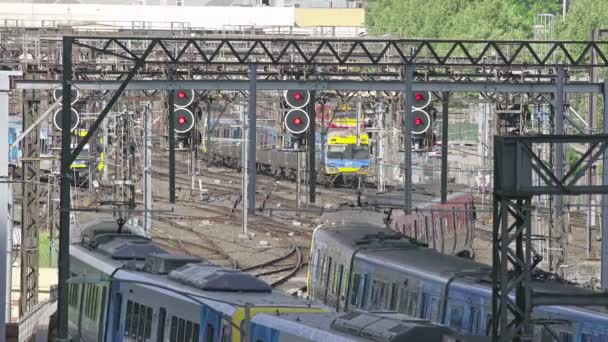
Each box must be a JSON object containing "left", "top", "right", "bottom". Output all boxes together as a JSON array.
[
  {"left": 250, "top": 311, "right": 466, "bottom": 342},
  {"left": 58, "top": 219, "right": 328, "bottom": 342}
]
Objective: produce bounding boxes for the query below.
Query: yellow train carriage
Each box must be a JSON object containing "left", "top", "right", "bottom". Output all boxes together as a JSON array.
[{"left": 325, "top": 131, "right": 371, "bottom": 175}]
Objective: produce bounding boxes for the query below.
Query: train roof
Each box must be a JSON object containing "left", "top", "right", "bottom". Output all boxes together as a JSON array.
[
  {"left": 71, "top": 219, "right": 325, "bottom": 314},
  {"left": 252, "top": 311, "right": 458, "bottom": 342},
  {"left": 363, "top": 190, "right": 472, "bottom": 210},
  {"left": 315, "top": 224, "right": 608, "bottom": 319}
]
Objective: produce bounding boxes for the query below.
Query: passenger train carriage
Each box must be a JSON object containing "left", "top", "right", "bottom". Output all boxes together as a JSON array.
[
  {"left": 60, "top": 219, "right": 328, "bottom": 342},
  {"left": 307, "top": 223, "right": 608, "bottom": 341},
  {"left": 203, "top": 119, "right": 371, "bottom": 186},
  {"left": 326, "top": 191, "right": 476, "bottom": 257},
  {"left": 251, "top": 311, "right": 464, "bottom": 342}
]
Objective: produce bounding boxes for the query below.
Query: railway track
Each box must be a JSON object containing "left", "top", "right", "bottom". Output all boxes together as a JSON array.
[
  {"left": 240, "top": 243, "right": 304, "bottom": 288},
  {"left": 151, "top": 216, "right": 239, "bottom": 269}
]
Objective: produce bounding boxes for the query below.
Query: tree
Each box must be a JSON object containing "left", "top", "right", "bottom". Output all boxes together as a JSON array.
[
  {"left": 365, "top": 0, "right": 563, "bottom": 39},
  {"left": 558, "top": 0, "right": 608, "bottom": 40}
]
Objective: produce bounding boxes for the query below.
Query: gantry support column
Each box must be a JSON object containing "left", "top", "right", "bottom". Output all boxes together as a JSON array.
[
  {"left": 247, "top": 64, "right": 257, "bottom": 214},
  {"left": 20, "top": 85, "right": 40, "bottom": 316},
  {"left": 403, "top": 65, "right": 414, "bottom": 214}
]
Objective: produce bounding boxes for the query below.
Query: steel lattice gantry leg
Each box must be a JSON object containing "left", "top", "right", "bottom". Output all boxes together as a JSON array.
[
  {"left": 492, "top": 195, "right": 533, "bottom": 342},
  {"left": 20, "top": 88, "right": 40, "bottom": 315}
]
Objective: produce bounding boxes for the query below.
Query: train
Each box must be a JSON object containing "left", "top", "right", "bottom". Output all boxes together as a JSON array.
[
  {"left": 307, "top": 222, "right": 608, "bottom": 341},
  {"left": 203, "top": 119, "right": 371, "bottom": 187},
  {"left": 321, "top": 191, "right": 476, "bottom": 258},
  {"left": 251, "top": 311, "right": 466, "bottom": 342},
  {"left": 54, "top": 218, "right": 470, "bottom": 342},
  {"left": 368, "top": 191, "right": 476, "bottom": 258}
]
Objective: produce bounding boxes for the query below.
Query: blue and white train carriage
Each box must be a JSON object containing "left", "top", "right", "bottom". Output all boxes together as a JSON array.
[{"left": 59, "top": 219, "right": 328, "bottom": 342}]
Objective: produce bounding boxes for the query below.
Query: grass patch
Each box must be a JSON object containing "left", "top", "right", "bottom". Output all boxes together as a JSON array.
[{"left": 39, "top": 231, "right": 57, "bottom": 268}]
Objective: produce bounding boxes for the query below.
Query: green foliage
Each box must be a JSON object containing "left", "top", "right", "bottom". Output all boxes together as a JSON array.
[
  {"left": 365, "top": 0, "right": 608, "bottom": 40},
  {"left": 558, "top": 0, "right": 608, "bottom": 39}
]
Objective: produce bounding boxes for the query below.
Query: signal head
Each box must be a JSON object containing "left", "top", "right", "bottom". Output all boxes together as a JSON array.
[
  {"left": 412, "top": 91, "right": 431, "bottom": 109},
  {"left": 174, "top": 89, "right": 194, "bottom": 108},
  {"left": 411, "top": 109, "right": 431, "bottom": 135},
  {"left": 53, "top": 88, "right": 80, "bottom": 105},
  {"left": 174, "top": 108, "right": 195, "bottom": 134},
  {"left": 284, "top": 109, "right": 310, "bottom": 135},
  {"left": 284, "top": 90, "right": 310, "bottom": 109},
  {"left": 53, "top": 107, "right": 80, "bottom": 132}
]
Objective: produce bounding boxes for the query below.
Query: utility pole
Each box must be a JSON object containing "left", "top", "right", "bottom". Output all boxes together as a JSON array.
[
  {"left": 296, "top": 150, "right": 302, "bottom": 211},
  {"left": 241, "top": 106, "right": 248, "bottom": 238},
  {"left": 143, "top": 103, "right": 152, "bottom": 232},
  {"left": 308, "top": 91, "right": 316, "bottom": 204},
  {"left": 377, "top": 100, "right": 385, "bottom": 193},
  {"left": 588, "top": 28, "right": 599, "bottom": 257},
  {"left": 0, "top": 71, "right": 20, "bottom": 340}
]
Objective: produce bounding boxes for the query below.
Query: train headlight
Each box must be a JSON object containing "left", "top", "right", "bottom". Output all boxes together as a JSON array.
[
  {"left": 326, "top": 167, "right": 339, "bottom": 174},
  {"left": 358, "top": 166, "right": 370, "bottom": 174}
]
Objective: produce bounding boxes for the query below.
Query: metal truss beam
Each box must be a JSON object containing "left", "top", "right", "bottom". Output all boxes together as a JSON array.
[
  {"left": 66, "top": 36, "right": 608, "bottom": 67},
  {"left": 20, "top": 88, "right": 40, "bottom": 316},
  {"left": 493, "top": 133, "right": 608, "bottom": 342},
  {"left": 14, "top": 80, "right": 606, "bottom": 93}
]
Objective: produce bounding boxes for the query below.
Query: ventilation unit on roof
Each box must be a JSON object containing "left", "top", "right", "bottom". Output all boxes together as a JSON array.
[
  {"left": 97, "top": 237, "right": 166, "bottom": 260},
  {"left": 169, "top": 263, "right": 271, "bottom": 292},
  {"left": 331, "top": 312, "right": 452, "bottom": 342},
  {"left": 143, "top": 253, "right": 203, "bottom": 274}
]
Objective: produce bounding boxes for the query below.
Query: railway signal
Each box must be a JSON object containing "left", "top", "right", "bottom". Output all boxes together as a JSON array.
[
  {"left": 412, "top": 91, "right": 431, "bottom": 109},
  {"left": 174, "top": 107, "right": 195, "bottom": 134},
  {"left": 52, "top": 88, "right": 80, "bottom": 131},
  {"left": 173, "top": 89, "right": 194, "bottom": 108},
  {"left": 284, "top": 108, "right": 310, "bottom": 135},
  {"left": 284, "top": 90, "right": 310, "bottom": 109},
  {"left": 409, "top": 91, "right": 433, "bottom": 135},
  {"left": 53, "top": 107, "right": 80, "bottom": 132},
  {"left": 172, "top": 89, "right": 195, "bottom": 134},
  {"left": 411, "top": 109, "right": 431, "bottom": 135},
  {"left": 283, "top": 90, "right": 311, "bottom": 136}
]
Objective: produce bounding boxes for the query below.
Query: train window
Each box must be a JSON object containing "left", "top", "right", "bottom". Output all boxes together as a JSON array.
[
  {"left": 170, "top": 317, "right": 178, "bottom": 342},
  {"left": 467, "top": 307, "right": 480, "bottom": 334},
  {"left": 144, "top": 306, "right": 153, "bottom": 339},
  {"left": 125, "top": 301, "right": 133, "bottom": 336},
  {"left": 485, "top": 314, "right": 492, "bottom": 336},
  {"left": 398, "top": 288, "right": 409, "bottom": 313},
  {"left": 220, "top": 320, "right": 232, "bottom": 342},
  {"left": 449, "top": 305, "right": 464, "bottom": 330},
  {"left": 582, "top": 333, "right": 593, "bottom": 342},
  {"left": 177, "top": 318, "right": 185, "bottom": 342},
  {"left": 157, "top": 308, "right": 166, "bottom": 342},
  {"left": 125, "top": 300, "right": 154, "bottom": 341},
  {"left": 371, "top": 280, "right": 380, "bottom": 309},
  {"left": 378, "top": 282, "right": 387, "bottom": 309},
  {"left": 326, "top": 257, "right": 333, "bottom": 288},
  {"left": 186, "top": 321, "right": 193, "bottom": 342},
  {"left": 350, "top": 273, "right": 361, "bottom": 306},
  {"left": 193, "top": 324, "right": 200, "bottom": 342},
  {"left": 114, "top": 293, "right": 122, "bottom": 333},
  {"left": 336, "top": 265, "right": 344, "bottom": 297},
  {"left": 361, "top": 274, "right": 369, "bottom": 309},
  {"left": 205, "top": 323, "right": 214, "bottom": 342},
  {"left": 407, "top": 292, "right": 418, "bottom": 317},
  {"left": 389, "top": 283, "right": 398, "bottom": 311},
  {"left": 559, "top": 332, "right": 573, "bottom": 342},
  {"left": 331, "top": 262, "right": 338, "bottom": 294}
]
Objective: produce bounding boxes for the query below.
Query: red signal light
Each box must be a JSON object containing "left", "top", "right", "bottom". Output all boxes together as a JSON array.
[
  {"left": 178, "top": 116, "right": 187, "bottom": 124},
  {"left": 177, "top": 91, "right": 187, "bottom": 100},
  {"left": 293, "top": 116, "right": 303, "bottom": 125},
  {"left": 414, "top": 117, "right": 423, "bottom": 126},
  {"left": 415, "top": 93, "right": 424, "bottom": 102},
  {"left": 293, "top": 92, "right": 303, "bottom": 101}
]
